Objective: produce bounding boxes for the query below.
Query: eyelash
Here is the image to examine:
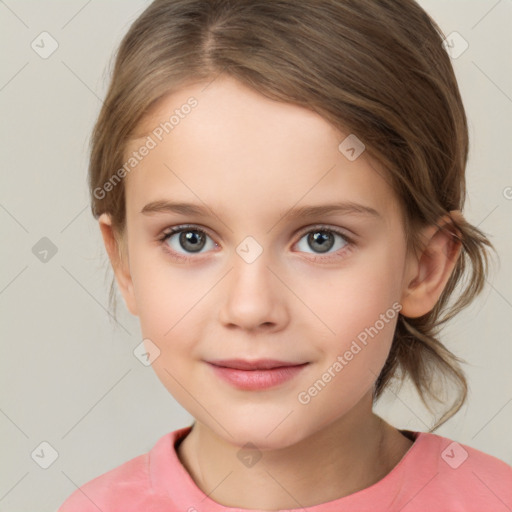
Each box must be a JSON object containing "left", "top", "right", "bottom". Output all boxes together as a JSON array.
[{"left": 157, "top": 224, "right": 355, "bottom": 263}]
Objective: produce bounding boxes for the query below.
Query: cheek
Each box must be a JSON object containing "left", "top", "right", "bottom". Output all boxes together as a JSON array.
[
  {"left": 128, "top": 244, "right": 178, "bottom": 336},
  {"left": 130, "top": 260, "right": 205, "bottom": 404},
  {"left": 297, "top": 293, "right": 400, "bottom": 422},
  {"left": 297, "top": 244, "right": 405, "bottom": 397},
  {"left": 129, "top": 249, "right": 214, "bottom": 353},
  {"left": 304, "top": 248, "right": 404, "bottom": 339}
]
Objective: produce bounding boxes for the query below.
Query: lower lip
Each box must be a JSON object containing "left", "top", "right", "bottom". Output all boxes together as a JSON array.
[{"left": 207, "top": 363, "right": 309, "bottom": 390}]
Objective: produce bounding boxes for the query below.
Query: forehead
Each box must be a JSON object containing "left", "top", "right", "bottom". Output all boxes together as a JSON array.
[{"left": 123, "top": 76, "right": 399, "bottom": 224}]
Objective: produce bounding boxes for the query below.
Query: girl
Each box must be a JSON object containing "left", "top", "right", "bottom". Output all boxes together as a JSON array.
[{"left": 59, "top": 0, "right": 512, "bottom": 510}]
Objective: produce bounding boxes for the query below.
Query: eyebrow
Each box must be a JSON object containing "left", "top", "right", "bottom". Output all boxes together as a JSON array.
[{"left": 140, "top": 200, "right": 381, "bottom": 220}]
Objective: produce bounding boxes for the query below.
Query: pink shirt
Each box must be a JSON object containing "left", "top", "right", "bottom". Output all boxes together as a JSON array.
[{"left": 59, "top": 425, "right": 512, "bottom": 511}]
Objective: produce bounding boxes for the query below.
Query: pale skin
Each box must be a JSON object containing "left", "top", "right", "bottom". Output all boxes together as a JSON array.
[{"left": 99, "top": 76, "right": 462, "bottom": 509}]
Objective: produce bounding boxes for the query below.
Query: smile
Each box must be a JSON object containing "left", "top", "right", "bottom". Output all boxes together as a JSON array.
[{"left": 206, "top": 360, "right": 310, "bottom": 390}]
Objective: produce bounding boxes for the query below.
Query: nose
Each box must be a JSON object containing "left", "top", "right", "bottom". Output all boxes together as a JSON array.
[{"left": 218, "top": 250, "right": 290, "bottom": 333}]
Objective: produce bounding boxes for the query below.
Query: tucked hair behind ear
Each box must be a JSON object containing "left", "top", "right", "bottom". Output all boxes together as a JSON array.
[{"left": 88, "top": 0, "right": 495, "bottom": 431}]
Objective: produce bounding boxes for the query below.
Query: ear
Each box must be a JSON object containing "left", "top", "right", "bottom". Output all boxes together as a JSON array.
[
  {"left": 98, "top": 213, "right": 138, "bottom": 316},
  {"left": 400, "top": 211, "right": 463, "bottom": 318}
]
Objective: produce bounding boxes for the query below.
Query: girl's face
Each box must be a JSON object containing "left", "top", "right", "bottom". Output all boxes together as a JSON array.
[{"left": 116, "top": 76, "right": 416, "bottom": 449}]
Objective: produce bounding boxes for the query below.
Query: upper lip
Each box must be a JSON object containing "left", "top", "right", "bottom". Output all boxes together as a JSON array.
[{"left": 207, "top": 359, "right": 308, "bottom": 370}]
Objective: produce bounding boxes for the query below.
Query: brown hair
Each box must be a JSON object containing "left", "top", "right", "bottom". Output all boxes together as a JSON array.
[{"left": 89, "top": 0, "right": 495, "bottom": 431}]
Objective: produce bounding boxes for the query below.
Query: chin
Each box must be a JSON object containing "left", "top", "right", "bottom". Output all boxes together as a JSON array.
[{"left": 211, "top": 416, "right": 313, "bottom": 451}]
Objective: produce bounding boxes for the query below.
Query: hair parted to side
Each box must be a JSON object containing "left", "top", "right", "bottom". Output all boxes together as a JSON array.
[{"left": 89, "top": 0, "right": 495, "bottom": 431}]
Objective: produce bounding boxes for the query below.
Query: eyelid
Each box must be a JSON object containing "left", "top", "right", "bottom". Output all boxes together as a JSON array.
[
  {"left": 160, "top": 223, "right": 217, "bottom": 241},
  {"left": 294, "top": 223, "right": 354, "bottom": 243}
]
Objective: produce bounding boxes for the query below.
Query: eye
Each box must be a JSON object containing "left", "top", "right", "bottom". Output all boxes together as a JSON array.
[
  {"left": 158, "top": 224, "right": 354, "bottom": 262},
  {"left": 159, "top": 225, "right": 217, "bottom": 259},
  {"left": 294, "top": 226, "right": 352, "bottom": 259}
]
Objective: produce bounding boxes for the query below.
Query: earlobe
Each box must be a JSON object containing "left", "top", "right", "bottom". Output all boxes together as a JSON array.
[
  {"left": 98, "top": 213, "right": 138, "bottom": 316},
  {"left": 400, "top": 212, "right": 463, "bottom": 318}
]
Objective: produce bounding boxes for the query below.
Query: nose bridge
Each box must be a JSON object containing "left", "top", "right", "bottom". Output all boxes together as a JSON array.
[
  {"left": 230, "top": 236, "right": 275, "bottom": 299},
  {"left": 218, "top": 236, "right": 288, "bottom": 331}
]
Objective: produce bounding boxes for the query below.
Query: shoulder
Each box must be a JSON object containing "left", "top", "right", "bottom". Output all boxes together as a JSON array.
[
  {"left": 58, "top": 452, "right": 150, "bottom": 511},
  {"left": 57, "top": 432, "right": 177, "bottom": 512},
  {"left": 402, "top": 431, "right": 512, "bottom": 510},
  {"left": 418, "top": 431, "right": 512, "bottom": 475}
]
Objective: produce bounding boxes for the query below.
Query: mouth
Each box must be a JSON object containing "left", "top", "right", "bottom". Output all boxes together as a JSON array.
[
  {"left": 207, "top": 359, "right": 308, "bottom": 370},
  {"left": 205, "top": 359, "right": 310, "bottom": 390}
]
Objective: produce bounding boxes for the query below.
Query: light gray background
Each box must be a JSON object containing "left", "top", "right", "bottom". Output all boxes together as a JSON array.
[{"left": 1, "top": 1, "right": 511, "bottom": 510}]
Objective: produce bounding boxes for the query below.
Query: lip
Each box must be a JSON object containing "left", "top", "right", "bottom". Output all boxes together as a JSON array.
[
  {"left": 207, "top": 359, "right": 305, "bottom": 370},
  {"left": 206, "top": 359, "right": 309, "bottom": 390}
]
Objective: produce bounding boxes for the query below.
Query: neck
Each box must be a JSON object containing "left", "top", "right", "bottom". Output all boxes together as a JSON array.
[{"left": 176, "top": 393, "right": 413, "bottom": 509}]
